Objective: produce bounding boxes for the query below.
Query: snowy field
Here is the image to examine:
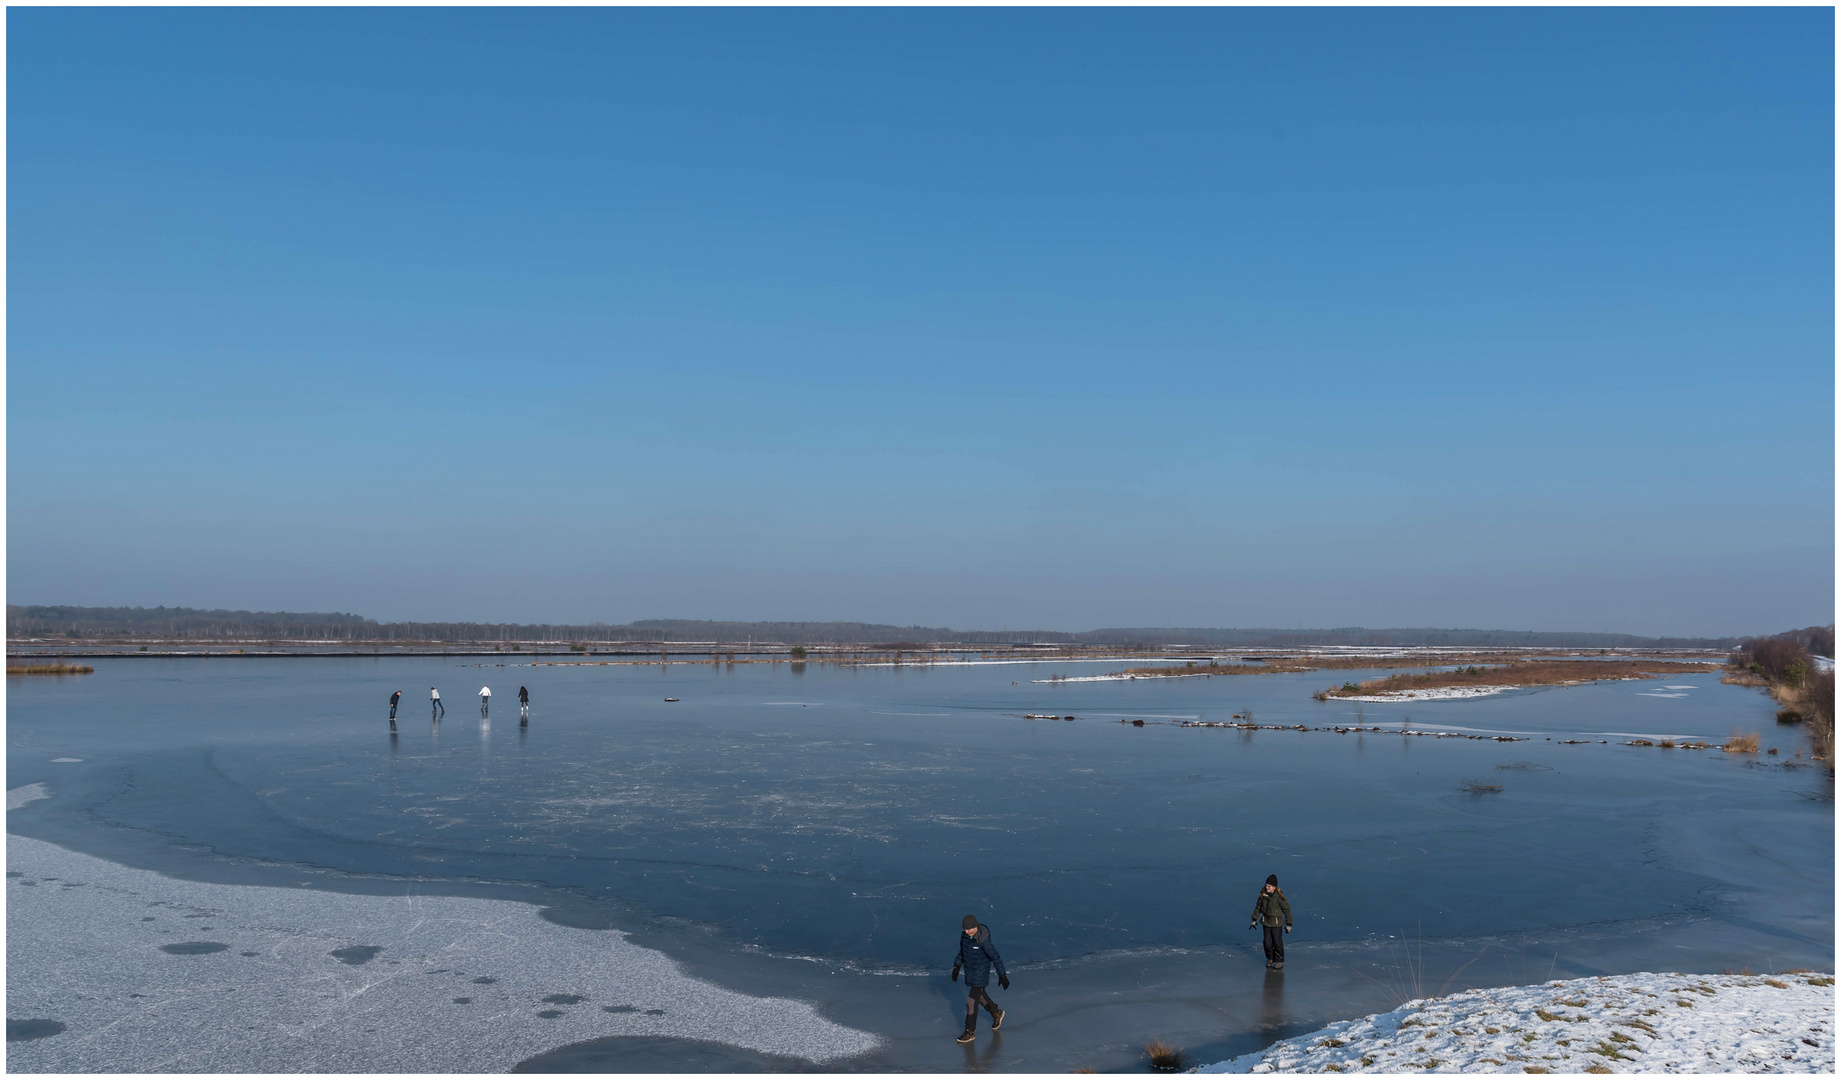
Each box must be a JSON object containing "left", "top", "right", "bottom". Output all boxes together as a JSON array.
[{"left": 1196, "top": 972, "right": 1835, "bottom": 1074}]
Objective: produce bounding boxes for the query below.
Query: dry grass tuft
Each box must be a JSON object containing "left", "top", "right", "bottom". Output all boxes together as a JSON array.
[
  {"left": 6, "top": 663, "right": 93, "bottom": 675},
  {"left": 1722, "top": 731, "right": 1761, "bottom": 753},
  {"left": 1145, "top": 1039, "right": 1188, "bottom": 1072}
]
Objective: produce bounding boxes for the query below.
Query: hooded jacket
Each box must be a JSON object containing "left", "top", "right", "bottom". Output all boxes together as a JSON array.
[
  {"left": 953, "top": 924, "right": 1007, "bottom": 988},
  {"left": 1252, "top": 888, "right": 1292, "bottom": 929}
]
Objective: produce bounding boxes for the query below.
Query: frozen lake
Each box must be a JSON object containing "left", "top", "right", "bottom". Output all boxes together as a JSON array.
[{"left": 7, "top": 656, "right": 1833, "bottom": 1071}]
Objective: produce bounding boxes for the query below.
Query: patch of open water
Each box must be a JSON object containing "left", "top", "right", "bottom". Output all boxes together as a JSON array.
[{"left": 7, "top": 657, "right": 1831, "bottom": 1071}]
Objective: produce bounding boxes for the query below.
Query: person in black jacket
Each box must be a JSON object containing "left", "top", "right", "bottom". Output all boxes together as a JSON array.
[
  {"left": 950, "top": 914, "right": 1009, "bottom": 1044},
  {"left": 1250, "top": 874, "right": 1293, "bottom": 969},
  {"left": 388, "top": 690, "right": 401, "bottom": 729},
  {"left": 518, "top": 685, "right": 530, "bottom": 723}
]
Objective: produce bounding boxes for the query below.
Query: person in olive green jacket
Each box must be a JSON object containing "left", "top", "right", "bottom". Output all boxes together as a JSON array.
[{"left": 1250, "top": 874, "right": 1292, "bottom": 969}]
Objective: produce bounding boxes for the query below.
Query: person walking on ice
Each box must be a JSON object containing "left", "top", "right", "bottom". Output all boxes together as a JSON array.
[
  {"left": 951, "top": 913, "right": 1009, "bottom": 1044},
  {"left": 1250, "top": 874, "right": 1292, "bottom": 969},
  {"left": 518, "top": 685, "right": 530, "bottom": 723},
  {"left": 388, "top": 690, "right": 401, "bottom": 730},
  {"left": 430, "top": 686, "right": 444, "bottom": 719},
  {"left": 478, "top": 685, "right": 491, "bottom": 717}
]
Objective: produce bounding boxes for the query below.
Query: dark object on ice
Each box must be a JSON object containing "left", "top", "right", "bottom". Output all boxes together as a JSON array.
[
  {"left": 513, "top": 1034, "right": 813, "bottom": 1072},
  {"left": 330, "top": 945, "right": 383, "bottom": 965},
  {"left": 7, "top": 1019, "right": 65, "bottom": 1042},
  {"left": 602, "top": 1005, "right": 637, "bottom": 1014},
  {"left": 453, "top": 997, "right": 473, "bottom": 1004},
  {"left": 664, "top": 697, "right": 679, "bottom": 702},
  {"left": 159, "top": 941, "right": 228, "bottom": 955},
  {"left": 537, "top": 1009, "right": 565, "bottom": 1018},
  {"left": 1461, "top": 779, "right": 1505, "bottom": 795},
  {"left": 543, "top": 994, "right": 586, "bottom": 1005},
  {"left": 1132, "top": 719, "right": 1144, "bottom": 727},
  {"left": 472, "top": 976, "right": 497, "bottom": 984}
]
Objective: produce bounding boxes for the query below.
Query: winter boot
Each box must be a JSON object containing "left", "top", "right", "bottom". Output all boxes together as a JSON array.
[
  {"left": 1272, "top": 961, "right": 1284, "bottom": 970},
  {"left": 956, "top": 1017, "right": 976, "bottom": 1044},
  {"left": 988, "top": 1005, "right": 1005, "bottom": 1031}
]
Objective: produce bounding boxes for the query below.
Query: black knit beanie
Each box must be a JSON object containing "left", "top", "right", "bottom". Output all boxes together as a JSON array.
[
  {"left": 1266, "top": 874, "right": 1278, "bottom": 886},
  {"left": 962, "top": 914, "right": 979, "bottom": 930}
]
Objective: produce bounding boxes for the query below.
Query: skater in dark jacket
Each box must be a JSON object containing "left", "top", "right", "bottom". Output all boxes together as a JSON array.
[
  {"left": 388, "top": 690, "right": 402, "bottom": 729},
  {"left": 1250, "top": 874, "right": 1293, "bottom": 969},
  {"left": 518, "top": 685, "right": 530, "bottom": 722},
  {"left": 950, "top": 914, "right": 1009, "bottom": 1044}
]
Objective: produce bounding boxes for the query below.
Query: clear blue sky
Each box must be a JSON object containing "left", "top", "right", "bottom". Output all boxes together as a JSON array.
[{"left": 8, "top": 8, "right": 1833, "bottom": 636}]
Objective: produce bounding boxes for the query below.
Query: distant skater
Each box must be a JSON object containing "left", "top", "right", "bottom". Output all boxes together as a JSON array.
[
  {"left": 1250, "top": 874, "right": 1293, "bottom": 970},
  {"left": 430, "top": 686, "right": 444, "bottom": 718},
  {"left": 518, "top": 685, "right": 530, "bottom": 722},
  {"left": 479, "top": 685, "right": 491, "bottom": 717},
  {"left": 388, "top": 690, "right": 401, "bottom": 729},
  {"left": 951, "top": 914, "right": 1009, "bottom": 1044}
]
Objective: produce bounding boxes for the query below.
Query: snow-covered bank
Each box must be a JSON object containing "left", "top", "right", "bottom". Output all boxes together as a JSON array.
[
  {"left": 1197, "top": 972, "right": 1834, "bottom": 1074},
  {"left": 5, "top": 821, "right": 879, "bottom": 1071},
  {"left": 1332, "top": 685, "right": 1517, "bottom": 702}
]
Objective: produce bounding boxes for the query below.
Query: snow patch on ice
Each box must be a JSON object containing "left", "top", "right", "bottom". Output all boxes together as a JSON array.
[{"left": 7, "top": 783, "right": 51, "bottom": 810}]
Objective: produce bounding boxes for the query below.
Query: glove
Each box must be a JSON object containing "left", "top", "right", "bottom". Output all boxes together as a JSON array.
[
  {"left": 950, "top": 965, "right": 960, "bottom": 983},
  {"left": 999, "top": 975, "right": 1010, "bottom": 990},
  {"left": 1284, "top": 927, "right": 1291, "bottom": 934},
  {"left": 1249, "top": 923, "right": 1257, "bottom": 931}
]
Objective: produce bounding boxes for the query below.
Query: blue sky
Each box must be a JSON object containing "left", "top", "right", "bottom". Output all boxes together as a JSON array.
[{"left": 8, "top": 8, "right": 1833, "bottom": 635}]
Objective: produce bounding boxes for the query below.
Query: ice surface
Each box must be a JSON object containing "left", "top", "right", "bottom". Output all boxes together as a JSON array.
[{"left": 5, "top": 657, "right": 1829, "bottom": 1072}]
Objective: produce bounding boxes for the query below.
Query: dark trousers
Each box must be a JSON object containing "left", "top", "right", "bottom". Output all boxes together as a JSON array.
[
  {"left": 389, "top": 703, "right": 398, "bottom": 719},
  {"left": 432, "top": 699, "right": 444, "bottom": 718},
  {"left": 965, "top": 986, "right": 1000, "bottom": 1024},
  {"left": 1262, "top": 924, "right": 1286, "bottom": 964}
]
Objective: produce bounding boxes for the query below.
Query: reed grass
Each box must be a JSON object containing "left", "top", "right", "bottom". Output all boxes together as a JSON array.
[
  {"left": 1145, "top": 1040, "right": 1188, "bottom": 1072},
  {"left": 6, "top": 663, "right": 93, "bottom": 675}
]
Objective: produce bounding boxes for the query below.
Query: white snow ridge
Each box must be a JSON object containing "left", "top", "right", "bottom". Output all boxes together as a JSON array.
[{"left": 1196, "top": 972, "right": 1835, "bottom": 1074}]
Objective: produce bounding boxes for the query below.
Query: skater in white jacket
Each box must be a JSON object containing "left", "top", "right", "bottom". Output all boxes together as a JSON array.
[{"left": 478, "top": 685, "right": 491, "bottom": 718}]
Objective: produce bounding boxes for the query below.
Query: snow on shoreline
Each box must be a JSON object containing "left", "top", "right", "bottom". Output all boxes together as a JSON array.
[
  {"left": 1332, "top": 685, "right": 1518, "bottom": 702},
  {"left": 1196, "top": 972, "right": 1835, "bottom": 1074}
]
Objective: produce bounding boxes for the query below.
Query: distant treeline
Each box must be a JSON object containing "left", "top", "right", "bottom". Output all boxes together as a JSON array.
[
  {"left": 1745, "top": 624, "right": 1835, "bottom": 660},
  {"left": 7, "top": 605, "right": 1751, "bottom": 648}
]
